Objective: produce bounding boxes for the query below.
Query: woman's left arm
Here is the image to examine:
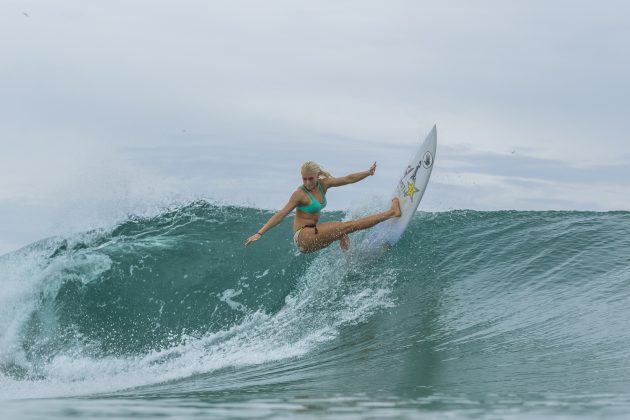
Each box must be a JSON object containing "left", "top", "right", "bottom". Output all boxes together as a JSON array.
[{"left": 324, "top": 162, "right": 376, "bottom": 188}]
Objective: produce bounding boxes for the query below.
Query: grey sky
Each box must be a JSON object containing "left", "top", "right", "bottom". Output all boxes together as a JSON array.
[{"left": 1, "top": 1, "right": 629, "bottom": 255}]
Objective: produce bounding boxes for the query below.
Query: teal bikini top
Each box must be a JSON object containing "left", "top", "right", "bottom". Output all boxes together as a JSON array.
[{"left": 297, "top": 181, "right": 327, "bottom": 213}]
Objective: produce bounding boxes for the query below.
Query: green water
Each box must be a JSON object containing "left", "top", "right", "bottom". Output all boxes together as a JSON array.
[{"left": 1, "top": 203, "right": 629, "bottom": 418}]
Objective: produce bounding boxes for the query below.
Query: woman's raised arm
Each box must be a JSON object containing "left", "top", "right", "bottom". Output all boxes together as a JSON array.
[{"left": 323, "top": 162, "right": 377, "bottom": 189}]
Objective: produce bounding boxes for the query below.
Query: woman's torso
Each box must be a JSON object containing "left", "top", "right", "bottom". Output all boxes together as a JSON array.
[{"left": 293, "top": 182, "right": 327, "bottom": 232}]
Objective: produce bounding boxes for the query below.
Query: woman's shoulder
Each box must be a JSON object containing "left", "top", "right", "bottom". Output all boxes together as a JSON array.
[{"left": 292, "top": 187, "right": 308, "bottom": 200}]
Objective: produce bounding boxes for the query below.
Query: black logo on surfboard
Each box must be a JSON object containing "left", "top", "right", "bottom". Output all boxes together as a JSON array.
[{"left": 422, "top": 151, "right": 433, "bottom": 169}]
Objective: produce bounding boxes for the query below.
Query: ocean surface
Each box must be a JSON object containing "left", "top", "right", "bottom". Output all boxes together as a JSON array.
[{"left": 1, "top": 202, "right": 629, "bottom": 419}]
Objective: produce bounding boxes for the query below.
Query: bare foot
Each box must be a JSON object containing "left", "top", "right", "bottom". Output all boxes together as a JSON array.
[
  {"left": 391, "top": 198, "right": 402, "bottom": 217},
  {"left": 340, "top": 234, "right": 351, "bottom": 251}
]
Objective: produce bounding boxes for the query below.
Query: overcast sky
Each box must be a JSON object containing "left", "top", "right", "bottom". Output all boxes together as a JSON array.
[{"left": 1, "top": 0, "right": 629, "bottom": 255}]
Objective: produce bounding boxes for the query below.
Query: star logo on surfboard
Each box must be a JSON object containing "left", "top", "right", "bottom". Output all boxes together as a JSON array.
[{"left": 405, "top": 181, "right": 418, "bottom": 199}]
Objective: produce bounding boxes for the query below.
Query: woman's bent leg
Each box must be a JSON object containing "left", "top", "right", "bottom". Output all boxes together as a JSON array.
[{"left": 340, "top": 234, "right": 350, "bottom": 251}]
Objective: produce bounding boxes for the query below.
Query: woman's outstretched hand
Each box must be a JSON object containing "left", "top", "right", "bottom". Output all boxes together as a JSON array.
[
  {"left": 368, "top": 161, "right": 377, "bottom": 176},
  {"left": 245, "top": 232, "right": 262, "bottom": 247}
]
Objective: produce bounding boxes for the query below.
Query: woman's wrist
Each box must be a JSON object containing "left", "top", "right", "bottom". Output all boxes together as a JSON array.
[{"left": 257, "top": 231, "right": 264, "bottom": 236}]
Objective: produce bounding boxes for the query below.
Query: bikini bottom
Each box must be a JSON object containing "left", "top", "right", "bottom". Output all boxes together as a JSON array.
[{"left": 292, "top": 224, "right": 317, "bottom": 253}]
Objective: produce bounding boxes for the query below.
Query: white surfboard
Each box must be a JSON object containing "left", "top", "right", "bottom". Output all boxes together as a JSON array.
[{"left": 371, "top": 125, "right": 437, "bottom": 246}]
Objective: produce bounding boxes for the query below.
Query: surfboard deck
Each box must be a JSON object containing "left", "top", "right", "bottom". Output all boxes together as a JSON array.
[{"left": 371, "top": 125, "right": 437, "bottom": 246}]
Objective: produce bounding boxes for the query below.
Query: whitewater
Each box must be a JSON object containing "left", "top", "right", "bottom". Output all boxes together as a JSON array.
[{"left": 1, "top": 201, "right": 629, "bottom": 419}]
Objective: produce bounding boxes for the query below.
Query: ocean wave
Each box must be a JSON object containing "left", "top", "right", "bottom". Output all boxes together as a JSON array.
[{"left": 1, "top": 203, "right": 629, "bottom": 404}]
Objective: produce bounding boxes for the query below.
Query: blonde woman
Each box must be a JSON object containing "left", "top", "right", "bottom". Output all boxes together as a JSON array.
[{"left": 245, "top": 161, "right": 401, "bottom": 253}]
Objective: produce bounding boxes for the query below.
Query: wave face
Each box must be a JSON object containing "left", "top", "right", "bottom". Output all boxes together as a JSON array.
[{"left": 1, "top": 202, "right": 630, "bottom": 418}]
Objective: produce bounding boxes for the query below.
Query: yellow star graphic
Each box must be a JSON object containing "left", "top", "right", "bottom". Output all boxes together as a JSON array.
[{"left": 406, "top": 181, "right": 418, "bottom": 199}]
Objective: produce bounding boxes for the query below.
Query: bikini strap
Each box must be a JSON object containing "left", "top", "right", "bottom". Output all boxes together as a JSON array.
[
  {"left": 300, "top": 185, "right": 317, "bottom": 200},
  {"left": 304, "top": 223, "right": 318, "bottom": 234},
  {"left": 317, "top": 180, "right": 326, "bottom": 196}
]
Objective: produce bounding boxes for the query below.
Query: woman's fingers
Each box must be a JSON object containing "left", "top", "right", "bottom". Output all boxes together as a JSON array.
[{"left": 245, "top": 235, "right": 258, "bottom": 246}]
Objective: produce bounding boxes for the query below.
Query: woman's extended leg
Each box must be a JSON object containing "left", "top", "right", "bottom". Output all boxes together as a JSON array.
[{"left": 297, "top": 198, "right": 401, "bottom": 253}]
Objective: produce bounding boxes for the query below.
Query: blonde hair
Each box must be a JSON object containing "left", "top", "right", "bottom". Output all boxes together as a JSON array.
[{"left": 301, "top": 161, "right": 332, "bottom": 179}]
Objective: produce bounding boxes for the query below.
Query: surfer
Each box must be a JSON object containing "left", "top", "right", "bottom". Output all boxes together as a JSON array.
[{"left": 245, "top": 161, "right": 401, "bottom": 253}]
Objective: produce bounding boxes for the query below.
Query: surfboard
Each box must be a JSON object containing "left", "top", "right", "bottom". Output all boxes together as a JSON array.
[{"left": 372, "top": 125, "right": 437, "bottom": 246}]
